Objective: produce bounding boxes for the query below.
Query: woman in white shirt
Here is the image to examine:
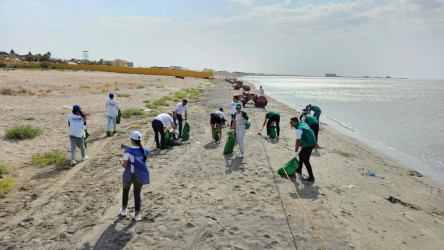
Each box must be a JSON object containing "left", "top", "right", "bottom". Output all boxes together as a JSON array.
[
  {"left": 106, "top": 93, "right": 119, "bottom": 136},
  {"left": 68, "top": 104, "right": 88, "bottom": 165},
  {"left": 231, "top": 104, "right": 247, "bottom": 158}
]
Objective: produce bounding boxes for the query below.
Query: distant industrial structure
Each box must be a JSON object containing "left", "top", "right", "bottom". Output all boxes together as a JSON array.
[{"left": 325, "top": 73, "right": 337, "bottom": 77}]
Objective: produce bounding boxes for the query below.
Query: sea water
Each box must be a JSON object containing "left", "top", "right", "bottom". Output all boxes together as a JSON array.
[{"left": 240, "top": 76, "right": 444, "bottom": 184}]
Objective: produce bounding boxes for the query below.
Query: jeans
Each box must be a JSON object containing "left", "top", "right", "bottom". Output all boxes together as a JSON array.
[
  {"left": 173, "top": 112, "right": 183, "bottom": 136},
  {"left": 70, "top": 135, "right": 85, "bottom": 161},
  {"left": 151, "top": 119, "right": 164, "bottom": 149},
  {"left": 236, "top": 125, "right": 246, "bottom": 153},
  {"left": 313, "top": 112, "right": 321, "bottom": 122},
  {"left": 299, "top": 146, "right": 315, "bottom": 179},
  {"left": 107, "top": 115, "right": 117, "bottom": 132},
  {"left": 266, "top": 115, "right": 280, "bottom": 137},
  {"left": 122, "top": 174, "right": 142, "bottom": 212}
]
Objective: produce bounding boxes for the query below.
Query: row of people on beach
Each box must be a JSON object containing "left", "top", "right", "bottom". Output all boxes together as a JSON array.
[{"left": 67, "top": 91, "right": 321, "bottom": 221}]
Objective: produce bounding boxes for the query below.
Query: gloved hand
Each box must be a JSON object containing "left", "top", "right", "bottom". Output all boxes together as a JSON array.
[{"left": 294, "top": 152, "right": 298, "bottom": 159}]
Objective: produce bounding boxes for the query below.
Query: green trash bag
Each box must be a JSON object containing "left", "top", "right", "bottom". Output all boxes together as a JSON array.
[
  {"left": 214, "top": 126, "right": 220, "bottom": 142},
  {"left": 116, "top": 109, "right": 121, "bottom": 124},
  {"left": 163, "top": 130, "right": 171, "bottom": 148},
  {"left": 223, "top": 130, "right": 235, "bottom": 155},
  {"left": 182, "top": 122, "right": 190, "bottom": 140},
  {"left": 76, "top": 129, "right": 89, "bottom": 149},
  {"left": 270, "top": 126, "right": 277, "bottom": 138},
  {"left": 277, "top": 158, "right": 299, "bottom": 176}
]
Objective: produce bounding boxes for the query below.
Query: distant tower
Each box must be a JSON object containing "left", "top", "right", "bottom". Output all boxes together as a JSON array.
[{"left": 82, "top": 50, "right": 89, "bottom": 62}]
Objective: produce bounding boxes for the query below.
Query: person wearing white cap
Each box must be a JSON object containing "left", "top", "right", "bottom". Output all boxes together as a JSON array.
[
  {"left": 151, "top": 113, "right": 176, "bottom": 149},
  {"left": 106, "top": 93, "right": 119, "bottom": 136},
  {"left": 68, "top": 104, "right": 88, "bottom": 165},
  {"left": 119, "top": 131, "right": 150, "bottom": 222}
]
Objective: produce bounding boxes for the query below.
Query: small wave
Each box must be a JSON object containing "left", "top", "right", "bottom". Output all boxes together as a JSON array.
[{"left": 322, "top": 115, "right": 357, "bottom": 132}]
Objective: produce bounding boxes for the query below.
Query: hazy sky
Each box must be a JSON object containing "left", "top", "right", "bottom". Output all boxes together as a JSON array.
[{"left": 2, "top": 0, "right": 444, "bottom": 79}]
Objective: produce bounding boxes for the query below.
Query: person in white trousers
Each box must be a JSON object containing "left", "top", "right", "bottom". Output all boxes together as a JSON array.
[{"left": 231, "top": 103, "right": 246, "bottom": 158}]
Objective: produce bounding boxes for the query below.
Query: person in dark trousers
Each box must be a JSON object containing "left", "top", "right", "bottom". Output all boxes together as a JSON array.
[
  {"left": 301, "top": 113, "right": 320, "bottom": 149},
  {"left": 151, "top": 113, "right": 176, "bottom": 149},
  {"left": 290, "top": 117, "right": 317, "bottom": 182},
  {"left": 260, "top": 111, "right": 280, "bottom": 138},
  {"left": 173, "top": 99, "right": 188, "bottom": 138},
  {"left": 307, "top": 104, "right": 322, "bottom": 122},
  {"left": 118, "top": 131, "right": 150, "bottom": 222}
]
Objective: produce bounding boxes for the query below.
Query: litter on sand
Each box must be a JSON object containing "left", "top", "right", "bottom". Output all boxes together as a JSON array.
[{"left": 364, "top": 171, "right": 385, "bottom": 179}]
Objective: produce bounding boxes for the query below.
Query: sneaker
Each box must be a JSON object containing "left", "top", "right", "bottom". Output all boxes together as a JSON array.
[
  {"left": 211, "top": 139, "right": 216, "bottom": 143},
  {"left": 132, "top": 214, "right": 141, "bottom": 222},
  {"left": 112, "top": 131, "right": 117, "bottom": 134},
  {"left": 119, "top": 209, "right": 127, "bottom": 217},
  {"left": 82, "top": 156, "right": 88, "bottom": 161},
  {"left": 315, "top": 144, "right": 320, "bottom": 149},
  {"left": 237, "top": 153, "right": 244, "bottom": 158},
  {"left": 106, "top": 131, "right": 111, "bottom": 136},
  {"left": 302, "top": 177, "right": 315, "bottom": 182},
  {"left": 70, "top": 160, "right": 77, "bottom": 166}
]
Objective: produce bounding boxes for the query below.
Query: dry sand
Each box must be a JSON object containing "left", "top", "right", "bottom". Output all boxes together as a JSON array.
[{"left": 0, "top": 69, "right": 443, "bottom": 249}]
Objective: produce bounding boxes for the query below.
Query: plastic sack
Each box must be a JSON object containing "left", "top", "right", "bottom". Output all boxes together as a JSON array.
[
  {"left": 214, "top": 126, "right": 220, "bottom": 142},
  {"left": 116, "top": 109, "right": 121, "bottom": 124},
  {"left": 223, "top": 130, "right": 235, "bottom": 155},
  {"left": 277, "top": 158, "right": 299, "bottom": 176},
  {"left": 76, "top": 129, "right": 89, "bottom": 149},
  {"left": 270, "top": 126, "right": 277, "bottom": 138},
  {"left": 182, "top": 122, "right": 190, "bottom": 140},
  {"left": 163, "top": 130, "right": 171, "bottom": 148}
]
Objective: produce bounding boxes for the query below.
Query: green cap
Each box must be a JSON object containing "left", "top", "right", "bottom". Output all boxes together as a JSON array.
[{"left": 236, "top": 104, "right": 241, "bottom": 109}]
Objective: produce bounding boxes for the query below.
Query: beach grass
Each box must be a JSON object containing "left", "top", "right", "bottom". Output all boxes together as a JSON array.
[
  {"left": 0, "top": 178, "right": 15, "bottom": 196},
  {"left": 174, "top": 91, "right": 187, "bottom": 99},
  {"left": 0, "top": 163, "right": 11, "bottom": 176},
  {"left": 147, "top": 110, "right": 160, "bottom": 117},
  {"left": 31, "top": 151, "right": 66, "bottom": 166},
  {"left": 209, "top": 79, "right": 219, "bottom": 85},
  {"left": 136, "top": 84, "right": 145, "bottom": 89},
  {"left": 121, "top": 108, "right": 143, "bottom": 118},
  {"left": 5, "top": 125, "right": 43, "bottom": 140},
  {"left": 23, "top": 117, "right": 35, "bottom": 121},
  {"left": 143, "top": 99, "right": 151, "bottom": 103},
  {"left": 117, "top": 93, "right": 130, "bottom": 98},
  {"left": 184, "top": 87, "right": 205, "bottom": 99}
]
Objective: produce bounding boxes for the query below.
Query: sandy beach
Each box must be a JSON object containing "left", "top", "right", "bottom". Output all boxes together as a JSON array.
[{"left": 0, "top": 69, "right": 443, "bottom": 249}]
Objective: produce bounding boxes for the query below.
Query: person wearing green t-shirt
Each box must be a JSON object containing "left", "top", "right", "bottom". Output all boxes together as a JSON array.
[
  {"left": 290, "top": 117, "right": 317, "bottom": 182},
  {"left": 260, "top": 111, "right": 280, "bottom": 138},
  {"left": 307, "top": 104, "right": 321, "bottom": 122},
  {"left": 301, "top": 114, "right": 320, "bottom": 149}
]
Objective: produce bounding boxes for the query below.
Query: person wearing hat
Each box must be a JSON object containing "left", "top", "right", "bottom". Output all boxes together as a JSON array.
[
  {"left": 230, "top": 95, "right": 243, "bottom": 129},
  {"left": 231, "top": 103, "right": 248, "bottom": 157},
  {"left": 260, "top": 110, "right": 280, "bottom": 138},
  {"left": 106, "top": 93, "right": 119, "bottom": 136},
  {"left": 118, "top": 131, "right": 150, "bottom": 222},
  {"left": 68, "top": 104, "right": 88, "bottom": 165},
  {"left": 301, "top": 113, "right": 320, "bottom": 149},
  {"left": 173, "top": 99, "right": 188, "bottom": 138},
  {"left": 210, "top": 107, "right": 228, "bottom": 142},
  {"left": 307, "top": 104, "right": 322, "bottom": 122},
  {"left": 290, "top": 117, "right": 317, "bottom": 182},
  {"left": 151, "top": 113, "right": 176, "bottom": 149}
]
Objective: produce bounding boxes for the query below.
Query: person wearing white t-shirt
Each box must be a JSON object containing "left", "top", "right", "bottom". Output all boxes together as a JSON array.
[
  {"left": 231, "top": 103, "right": 248, "bottom": 158},
  {"left": 259, "top": 86, "right": 265, "bottom": 95},
  {"left": 210, "top": 107, "right": 227, "bottom": 142},
  {"left": 173, "top": 99, "right": 188, "bottom": 138},
  {"left": 68, "top": 104, "right": 88, "bottom": 165},
  {"left": 106, "top": 93, "right": 119, "bottom": 136},
  {"left": 151, "top": 113, "right": 176, "bottom": 149},
  {"left": 230, "top": 95, "right": 243, "bottom": 129}
]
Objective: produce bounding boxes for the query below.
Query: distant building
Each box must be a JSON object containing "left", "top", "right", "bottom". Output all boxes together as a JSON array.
[
  {"left": 112, "top": 59, "right": 133, "bottom": 67},
  {"left": 325, "top": 73, "right": 337, "bottom": 77},
  {"left": 169, "top": 66, "right": 184, "bottom": 70}
]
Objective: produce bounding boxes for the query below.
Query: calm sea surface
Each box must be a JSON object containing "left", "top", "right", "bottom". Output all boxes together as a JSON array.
[{"left": 240, "top": 76, "right": 444, "bottom": 184}]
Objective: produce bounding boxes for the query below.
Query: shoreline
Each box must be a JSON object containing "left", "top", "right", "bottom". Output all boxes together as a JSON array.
[
  {"left": 1, "top": 71, "right": 443, "bottom": 249},
  {"left": 244, "top": 80, "right": 444, "bottom": 186}
]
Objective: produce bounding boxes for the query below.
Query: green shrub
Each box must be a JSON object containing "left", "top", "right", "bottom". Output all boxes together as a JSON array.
[
  {"left": 31, "top": 151, "right": 66, "bottom": 166},
  {"left": 174, "top": 91, "right": 187, "bottom": 99},
  {"left": 0, "top": 61, "right": 7, "bottom": 68},
  {"left": 23, "top": 117, "right": 34, "bottom": 120},
  {"left": 0, "top": 163, "right": 11, "bottom": 176},
  {"left": 209, "top": 79, "right": 219, "bottom": 85},
  {"left": 143, "top": 99, "right": 151, "bottom": 103},
  {"left": 5, "top": 125, "right": 42, "bottom": 140},
  {"left": 147, "top": 110, "right": 160, "bottom": 117},
  {"left": 136, "top": 85, "right": 145, "bottom": 89},
  {"left": 184, "top": 87, "right": 205, "bottom": 99},
  {"left": 152, "top": 98, "right": 169, "bottom": 106},
  {"left": 121, "top": 108, "right": 143, "bottom": 118},
  {"left": 146, "top": 103, "right": 158, "bottom": 109},
  {"left": 117, "top": 94, "right": 130, "bottom": 98},
  {"left": 0, "top": 178, "right": 15, "bottom": 196},
  {"left": 39, "top": 62, "right": 52, "bottom": 69}
]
